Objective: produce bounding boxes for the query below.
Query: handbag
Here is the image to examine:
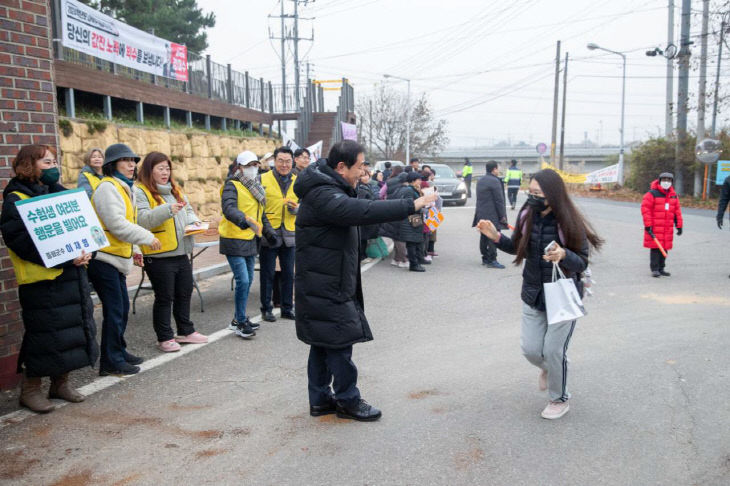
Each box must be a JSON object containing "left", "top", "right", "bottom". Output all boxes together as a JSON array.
[
  {"left": 544, "top": 262, "right": 586, "bottom": 325},
  {"left": 366, "top": 237, "right": 389, "bottom": 259},
  {"left": 408, "top": 213, "right": 423, "bottom": 228}
]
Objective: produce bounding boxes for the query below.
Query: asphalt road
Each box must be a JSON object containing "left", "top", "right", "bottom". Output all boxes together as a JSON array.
[{"left": 1, "top": 193, "right": 728, "bottom": 486}]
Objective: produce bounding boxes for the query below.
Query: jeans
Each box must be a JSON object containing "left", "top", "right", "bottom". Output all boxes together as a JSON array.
[
  {"left": 259, "top": 245, "right": 294, "bottom": 313},
  {"left": 87, "top": 259, "right": 130, "bottom": 370},
  {"left": 650, "top": 248, "right": 667, "bottom": 271},
  {"left": 144, "top": 255, "right": 195, "bottom": 341},
  {"left": 307, "top": 345, "right": 360, "bottom": 407},
  {"left": 480, "top": 234, "right": 498, "bottom": 263},
  {"left": 508, "top": 187, "right": 519, "bottom": 207},
  {"left": 227, "top": 255, "right": 255, "bottom": 323}
]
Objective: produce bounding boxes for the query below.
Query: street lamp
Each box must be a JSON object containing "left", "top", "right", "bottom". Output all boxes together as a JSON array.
[
  {"left": 383, "top": 74, "right": 411, "bottom": 164},
  {"left": 587, "top": 42, "right": 626, "bottom": 185}
]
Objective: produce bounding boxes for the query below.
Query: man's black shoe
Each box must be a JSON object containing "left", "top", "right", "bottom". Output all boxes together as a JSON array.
[
  {"left": 336, "top": 399, "right": 382, "bottom": 422},
  {"left": 409, "top": 265, "right": 426, "bottom": 272},
  {"left": 235, "top": 320, "right": 256, "bottom": 339},
  {"left": 263, "top": 311, "right": 276, "bottom": 322},
  {"left": 659, "top": 270, "right": 671, "bottom": 277},
  {"left": 310, "top": 397, "right": 336, "bottom": 417},
  {"left": 652, "top": 270, "right": 661, "bottom": 278},
  {"left": 418, "top": 259, "right": 432, "bottom": 265},
  {"left": 246, "top": 318, "right": 260, "bottom": 331},
  {"left": 280, "top": 311, "right": 295, "bottom": 320},
  {"left": 124, "top": 353, "right": 144, "bottom": 366},
  {"left": 99, "top": 363, "right": 140, "bottom": 376}
]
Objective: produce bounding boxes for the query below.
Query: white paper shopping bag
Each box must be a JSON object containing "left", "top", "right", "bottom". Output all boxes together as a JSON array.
[{"left": 544, "top": 262, "right": 586, "bottom": 325}]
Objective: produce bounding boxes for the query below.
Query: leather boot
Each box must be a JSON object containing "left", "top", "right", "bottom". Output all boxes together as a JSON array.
[
  {"left": 49, "top": 373, "right": 85, "bottom": 403},
  {"left": 19, "top": 375, "right": 55, "bottom": 413}
]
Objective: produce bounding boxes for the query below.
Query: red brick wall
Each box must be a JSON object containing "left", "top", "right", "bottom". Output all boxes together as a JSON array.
[{"left": 0, "top": 0, "right": 59, "bottom": 389}]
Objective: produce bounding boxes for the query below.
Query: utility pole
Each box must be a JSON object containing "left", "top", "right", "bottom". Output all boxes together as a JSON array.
[
  {"left": 550, "top": 40, "right": 561, "bottom": 165},
  {"left": 369, "top": 99, "right": 373, "bottom": 159},
  {"left": 559, "top": 52, "right": 569, "bottom": 170},
  {"left": 666, "top": 0, "right": 675, "bottom": 137},
  {"left": 674, "top": 0, "right": 691, "bottom": 196},
  {"left": 694, "top": 0, "right": 709, "bottom": 197},
  {"left": 268, "top": 1, "right": 288, "bottom": 114},
  {"left": 293, "top": 0, "right": 300, "bottom": 110},
  {"left": 711, "top": 18, "right": 727, "bottom": 137}
]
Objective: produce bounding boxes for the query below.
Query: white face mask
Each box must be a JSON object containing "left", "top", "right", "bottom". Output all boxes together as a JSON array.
[
  {"left": 660, "top": 181, "right": 672, "bottom": 190},
  {"left": 242, "top": 167, "right": 258, "bottom": 179}
]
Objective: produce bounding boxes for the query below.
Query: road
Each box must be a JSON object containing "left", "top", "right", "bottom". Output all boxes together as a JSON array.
[{"left": 1, "top": 193, "right": 728, "bottom": 485}]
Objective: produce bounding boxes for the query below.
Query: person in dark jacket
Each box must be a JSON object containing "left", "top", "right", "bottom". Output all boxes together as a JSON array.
[
  {"left": 473, "top": 160, "right": 508, "bottom": 268},
  {"left": 641, "top": 172, "right": 683, "bottom": 277},
  {"left": 715, "top": 175, "right": 730, "bottom": 278},
  {"left": 400, "top": 171, "right": 430, "bottom": 272},
  {"left": 0, "top": 145, "right": 99, "bottom": 413},
  {"left": 380, "top": 169, "right": 409, "bottom": 267},
  {"left": 356, "top": 169, "right": 380, "bottom": 262},
  {"left": 477, "top": 169, "right": 603, "bottom": 420},
  {"left": 293, "top": 140, "right": 436, "bottom": 422}
]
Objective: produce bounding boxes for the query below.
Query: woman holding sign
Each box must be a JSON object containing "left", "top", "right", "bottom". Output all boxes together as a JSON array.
[
  {"left": 0, "top": 145, "right": 99, "bottom": 413},
  {"left": 476, "top": 169, "right": 602, "bottom": 420},
  {"left": 135, "top": 152, "right": 207, "bottom": 352},
  {"left": 87, "top": 143, "right": 161, "bottom": 376}
]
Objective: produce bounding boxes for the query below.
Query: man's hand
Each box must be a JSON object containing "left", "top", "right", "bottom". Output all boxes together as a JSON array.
[
  {"left": 543, "top": 242, "right": 566, "bottom": 262},
  {"left": 149, "top": 238, "right": 162, "bottom": 251},
  {"left": 476, "top": 219, "right": 500, "bottom": 242},
  {"left": 245, "top": 216, "right": 263, "bottom": 237},
  {"left": 72, "top": 250, "right": 92, "bottom": 267},
  {"left": 286, "top": 199, "right": 299, "bottom": 210},
  {"left": 414, "top": 193, "right": 438, "bottom": 210}
]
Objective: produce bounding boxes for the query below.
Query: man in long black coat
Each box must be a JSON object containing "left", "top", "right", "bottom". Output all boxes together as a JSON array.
[
  {"left": 717, "top": 175, "right": 730, "bottom": 278},
  {"left": 472, "top": 160, "right": 508, "bottom": 268},
  {"left": 293, "top": 140, "right": 435, "bottom": 421}
]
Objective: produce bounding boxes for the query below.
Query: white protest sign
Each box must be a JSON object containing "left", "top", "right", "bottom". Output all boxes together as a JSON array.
[
  {"left": 307, "top": 140, "right": 323, "bottom": 160},
  {"left": 585, "top": 163, "right": 619, "bottom": 184},
  {"left": 15, "top": 188, "right": 109, "bottom": 267},
  {"left": 281, "top": 130, "right": 301, "bottom": 152}
]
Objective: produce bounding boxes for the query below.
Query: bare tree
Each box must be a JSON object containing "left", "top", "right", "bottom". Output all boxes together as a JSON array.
[{"left": 356, "top": 85, "right": 449, "bottom": 161}]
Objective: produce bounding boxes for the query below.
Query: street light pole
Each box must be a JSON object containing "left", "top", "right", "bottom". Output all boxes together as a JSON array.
[
  {"left": 587, "top": 43, "right": 627, "bottom": 185},
  {"left": 383, "top": 74, "right": 411, "bottom": 163}
]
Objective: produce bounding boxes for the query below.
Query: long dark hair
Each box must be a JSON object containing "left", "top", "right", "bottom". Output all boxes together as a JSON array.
[{"left": 512, "top": 169, "right": 603, "bottom": 265}]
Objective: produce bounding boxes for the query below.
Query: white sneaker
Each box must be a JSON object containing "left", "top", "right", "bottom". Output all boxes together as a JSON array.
[
  {"left": 390, "top": 259, "right": 399, "bottom": 266},
  {"left": 398, "top": 261, "right": 409, "bottom": 268},
  {"left": 362, "top": 257, "right": 373, "bottom": 264},
  {"left": 541, "top": 401, "right": 569, "bottom": 419},
  {"left": 424, "top": 255, "right": 432, "bottom": 262}
]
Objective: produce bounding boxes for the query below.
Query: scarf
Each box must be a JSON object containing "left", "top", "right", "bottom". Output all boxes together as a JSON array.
[
  {"left": 234, "top": 171, "right": 266, "bottom": 205},
  {"left": 113, "top": 170, "right": 134, "bottom": 189}
]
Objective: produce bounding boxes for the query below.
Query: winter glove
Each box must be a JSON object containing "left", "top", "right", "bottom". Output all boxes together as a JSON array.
[
  {"left": 676, "top": 227, "right": 683, "bottom": 236},
  {"left": 718, "top": 218, "right": 724, "bottom": 230},
  {"left": 644, "top": 226, "right": 652, "bottom": 234}
]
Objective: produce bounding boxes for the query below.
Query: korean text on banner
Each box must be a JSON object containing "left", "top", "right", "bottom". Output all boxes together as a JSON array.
[
  {"left": 540, "top": 161, "right": 587, "bottom": 184},
  {"left": 716, "top": 161, "right": 730, "bottom": 185},
  {"left": 585, "top": 163, "right": 619, "bottom": 184},
  {"left": 341, "top": 122, "right": 357, "bottom": 141},
  {"left": 60, "top": 0, "right": 189, "bottom": 81},
  {"left": 15, "top": 189, "right": 110, "bottom": 267}
]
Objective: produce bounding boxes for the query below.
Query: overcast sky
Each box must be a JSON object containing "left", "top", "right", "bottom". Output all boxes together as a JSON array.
[{"left": 196, "top": 0, "right": 728, "bottom": 148}]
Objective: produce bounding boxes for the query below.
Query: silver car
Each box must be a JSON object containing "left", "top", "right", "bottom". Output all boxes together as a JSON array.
[{"left": 429, "top": 164, "right": 467, "bottom": 206}]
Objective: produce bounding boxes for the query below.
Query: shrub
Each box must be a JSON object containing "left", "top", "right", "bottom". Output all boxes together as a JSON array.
[{"left": 58, "top": 119, "right": 72, "bottom": 137}]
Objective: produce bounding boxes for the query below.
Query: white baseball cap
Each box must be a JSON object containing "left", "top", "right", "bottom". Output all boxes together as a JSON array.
[{"left": 235, "top": 151, "right": 259, "bottom": 166}]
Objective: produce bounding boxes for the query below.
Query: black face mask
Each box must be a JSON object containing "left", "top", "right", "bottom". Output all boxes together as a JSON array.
[{"left": 526, "top": 194, "right": 548, "bottom": 212}]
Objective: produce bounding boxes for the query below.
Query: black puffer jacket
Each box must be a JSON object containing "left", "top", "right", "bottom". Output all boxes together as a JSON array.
[
  {"left": 496, "top": 210, "right": 588, "bottom": 311},
  {"left": 1, "top": 178, "right": 99, "bottom": 376},
  {"left": 398, "top": 185, "right": 424, "bottom": 243},
  {"left": 356, "top": 182, "right": 380, "bottom": 240},
  {"left": 472, "top": 173, "right": 508, "bottom": 229},
  {"left": 378, "top": 174, "right": 406, "bottom": 240},
  {"left": 293, "top": 159, "right": 415, "bottom": 348}
]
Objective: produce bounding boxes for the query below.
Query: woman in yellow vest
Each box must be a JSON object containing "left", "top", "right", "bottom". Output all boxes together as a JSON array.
[
  {"left": 0, "top": 145, "right": 99, "bottom": 413},
  {"left": 77, "top": 147, "right": 104, "bottom": 199},
  {"left": 87, "top": 143, "right": 161, "bottom": 377},
  {"left": 220, "top": 151, "right": 276, "bottom": 339},
  {"left": 135, "top": 151, "right": 208, "bottom": 352}
]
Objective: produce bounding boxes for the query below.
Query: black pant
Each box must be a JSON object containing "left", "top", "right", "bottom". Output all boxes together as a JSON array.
[
  {"left": 260, "top": 245, "right": 294, "bottom": 313},
  {"left": 508, "top": 187, "right": 519, "bottom": 207},
  {"left": 307, "top": 345, "right": 360, "bottom": 406},
  {"left": 480, "top": 234, "right": 498, "bottom": 264},
  {"left": 465, "top": 177, "right": 472, "bottom": 197},
  {"left": 87, "top": 259, "right": 130, "bottom": 370},
  {"left": 144, "top": 255, "right": 195, "bottom": 341},
  {"left": 360, "top": 239, "right": 368, "bottom": 261},
  {"left": 650, "top": 248, "right": 667, "bottom": 271},
  {"left": 406, "top": 241, "right": 422, "bottom": 267}
]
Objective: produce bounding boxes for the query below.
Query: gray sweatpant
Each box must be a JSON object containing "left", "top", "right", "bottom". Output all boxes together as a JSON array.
[{"left": 520, "top": 303, "right": 576, "bottom": 402}]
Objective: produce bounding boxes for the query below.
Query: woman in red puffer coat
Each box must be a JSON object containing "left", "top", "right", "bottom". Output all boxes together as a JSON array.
[{"left": 641, "top": 172, "right": 683, "bottom": 277}]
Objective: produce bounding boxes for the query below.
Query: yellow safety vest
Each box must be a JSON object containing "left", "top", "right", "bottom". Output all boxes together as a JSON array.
[
  {"left": 83, "top": 171, "right": 103, "bottom": 193},
  {"left": 8, "top": 191, "right": 63, "bottom": 285},
  {"left": 92, "top": 177, "right": 136, "bottom": 258},
  {"left": 218, "top": 180, "right": 264, "bottom": 240},
  {"left": 135, "top": 184, "right": 180, "bottom": 255},
  {"left": 261, "top": 170, "right": 298, "bottom": 231}
]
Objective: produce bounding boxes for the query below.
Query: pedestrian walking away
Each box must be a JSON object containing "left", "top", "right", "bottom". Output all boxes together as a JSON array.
[
  {"left": 220, "top": 151, "right": 276, "bottom": 338},
  {"left": 135, "top": 152, "right": 208, "bottom": 352},
  {"left": 293, "top": 140, "right": 437, "bottom": 422},
  {"left": 473, "top": 160, "right": 508, "bottom": 268},
  {"left": 1, "top": 145, "right": 99, "bottom": 413},
  {"left": 462, "top": 158, "right": 473, "bottom": 198},
  {"left": 259, "top": 146, "right": 298, "bottom": 322},
  {"left": 505, "top": 159, "right": 523, "bottom": 210},
  {"left": 640, "top": 172, "right": 683, "bottom": 278},
  {"left": 476, "top": 168, "right": 603, "bottom": 419},
  {"left": 87, "top": 143, "right": 162, "bottom": 376},
  {"left": 716, "top": 175, "right": 730, "bottom": 278}
]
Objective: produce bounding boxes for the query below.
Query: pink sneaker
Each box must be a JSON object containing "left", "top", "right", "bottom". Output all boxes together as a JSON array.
[
  {"left": 539, "top": 370, "right": 548, "bottom": 391},
  {"left": 175, "top": 332, "right": 208, "bottom": 344},
  {"left": 157, "top": 339, "right": 181, "bottom": 353},
  {"left": 541, "top": 401, "right": 570, "bottom": 419}
]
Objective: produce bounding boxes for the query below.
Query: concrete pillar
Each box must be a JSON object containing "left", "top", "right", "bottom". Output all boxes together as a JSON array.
[
  {"left": 164, "top": 107, "right": 171, "bottom": 129},
  {"left": 65, "top": 88, "right": 75, "bottom": 118},
  {"left": 186, "top": 111, "right": 193, "bottom": 128},
  {"left": 136, "top": 102, "right": 144, "bottom": 124},
  {"left": 205, "top": 115, "right": 211, "bottom": 130},
  {"left": 103, "top": 95, "right": 112, "bottom": 120}
]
